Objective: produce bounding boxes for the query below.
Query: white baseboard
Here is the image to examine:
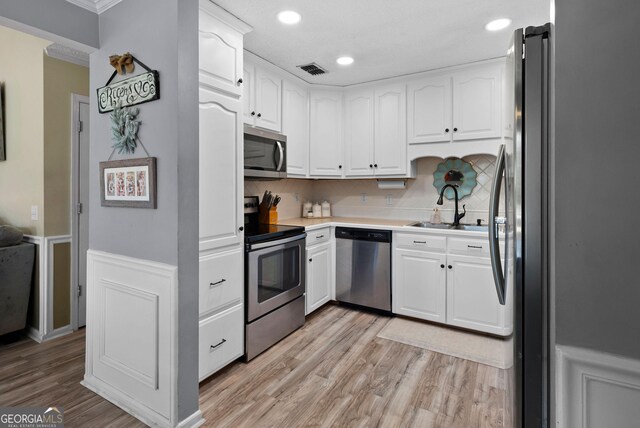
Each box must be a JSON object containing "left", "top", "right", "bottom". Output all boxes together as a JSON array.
[
  {"left": 556, "top": 345, "right": 640, "bottom": 427},
  {"left": 26, "top": 326, "right": 43, "bottom": 343},
  {"left": 42, "top": 325, "right": 73, "bottom": 341}
]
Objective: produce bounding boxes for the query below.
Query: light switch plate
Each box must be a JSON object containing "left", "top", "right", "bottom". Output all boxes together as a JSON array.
[{"left": 31, "top": 205, "right": 38, "bottom": 221}]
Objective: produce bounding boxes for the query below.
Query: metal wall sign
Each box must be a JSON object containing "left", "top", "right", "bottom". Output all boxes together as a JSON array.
[{"left": 97, "top": 71, "right": 159, "bottom": 113}]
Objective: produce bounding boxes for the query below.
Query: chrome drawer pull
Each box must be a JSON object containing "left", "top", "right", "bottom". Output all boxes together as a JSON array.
[
  {"left": 467, "top": 245, "right": 483, "bottom": 249},
  {"left": 210, "top": 339, "right": 226, "bottom": 351},
  {"left": 210, "top": 279, "right": 226, "bottom": 288},
  {"left": 316, "top": 235, "right": 324, "bottom": 239},
  {"left": 413, "top": 240, "right": 427, "bottom": 244}
]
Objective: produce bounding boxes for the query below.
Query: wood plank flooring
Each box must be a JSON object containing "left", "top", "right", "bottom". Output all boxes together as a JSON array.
[{"left": 0, "top": 305, "right": 509, "bottom": 427}]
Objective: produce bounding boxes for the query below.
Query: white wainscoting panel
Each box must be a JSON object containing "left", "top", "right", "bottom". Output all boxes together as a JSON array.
[
  {"left": 83, "top": 250, "right": 201, "bottom": 427},
  {"left": 556, "top": 345, "right": 640, "bottom": 428}
]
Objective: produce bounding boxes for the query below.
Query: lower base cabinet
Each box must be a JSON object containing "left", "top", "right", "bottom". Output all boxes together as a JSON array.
[
  {"left": 306, "top": 240, "right": 333, "bottom": 315},
  {"left": 198, "top": 304, "right": 244, "bottom": 381}
]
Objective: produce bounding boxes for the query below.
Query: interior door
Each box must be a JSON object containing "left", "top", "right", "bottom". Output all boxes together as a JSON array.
[{"left": 77, "top": 100, "right": 90, "bottom": 327}]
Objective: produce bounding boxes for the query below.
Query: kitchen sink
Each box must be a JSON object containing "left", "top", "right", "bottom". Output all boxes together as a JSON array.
[{"left": 407, "top": 221, "right": 488, "bottom": 232}]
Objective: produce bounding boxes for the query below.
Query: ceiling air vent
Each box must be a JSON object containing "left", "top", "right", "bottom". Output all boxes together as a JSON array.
[{"left": 297, "top": 62, "right": 328, "bottom": 76}]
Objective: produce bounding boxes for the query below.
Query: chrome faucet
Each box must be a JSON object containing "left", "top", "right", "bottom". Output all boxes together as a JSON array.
[{"left": 437, "top": 184, "right": 466, "bottom": 226}]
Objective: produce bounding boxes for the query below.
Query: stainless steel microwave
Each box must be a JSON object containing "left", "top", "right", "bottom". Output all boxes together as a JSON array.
[{"left": 244, "top": 124, "right": 287, "bottom": 179}]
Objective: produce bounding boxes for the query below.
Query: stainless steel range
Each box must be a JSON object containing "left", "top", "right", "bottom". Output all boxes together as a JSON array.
[{"left": 243, "top": 196, "right": 306, "bottom": 361}]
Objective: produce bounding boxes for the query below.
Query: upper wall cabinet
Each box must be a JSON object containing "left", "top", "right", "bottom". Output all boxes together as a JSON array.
[
  {"left": 199, "top": 8, "right": 243, "bottom": 97},
  {"left": 243, "top": 63, "right": 282, "bottom": 132},
  {"left": 344, "top": 89, "right": 375, "bottom": 177},
  {"left": 309, "top": 90, "right": 343, "bottom": 177},
  {"left": 374, "top": 84, "right": 407, "bottom": 175},
  {"left": 408, "top": 62, "right": 502, "bottom": 145},
  {"left": 282, "top": 81, "right": 309, "bottom": 177}
]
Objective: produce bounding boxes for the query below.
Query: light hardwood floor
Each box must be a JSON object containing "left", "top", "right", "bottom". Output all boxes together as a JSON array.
[{"left": 0, "top": 305, "right": 509, "bottom": 427}]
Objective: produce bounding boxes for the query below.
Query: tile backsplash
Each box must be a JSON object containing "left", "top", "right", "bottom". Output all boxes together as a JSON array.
[{"left": 244, "top": 155, "right": 503, "bottom": 224}]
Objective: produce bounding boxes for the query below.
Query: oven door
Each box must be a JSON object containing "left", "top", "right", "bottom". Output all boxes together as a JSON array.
[{"left": 246, "top": 235, "right": 305, "bottom": 322}]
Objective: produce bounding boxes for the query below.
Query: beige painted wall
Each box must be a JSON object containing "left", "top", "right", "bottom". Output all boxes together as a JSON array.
[
  {"left": 0, "top": 26, "right": 49, "bottom": 235},
  {"left": 43, "top": 55, "right": 89, "bottom": 237}
]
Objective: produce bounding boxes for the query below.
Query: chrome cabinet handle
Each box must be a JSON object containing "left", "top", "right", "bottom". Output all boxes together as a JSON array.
[
  {"left": 210, "top": 279, "right": 226, "bottom": 288},
  {"left": 489, "top": 144, "right": 506, "bottom": 305},
  {"left": 210, "top": 339, "right": 226, "bottom": 351}
]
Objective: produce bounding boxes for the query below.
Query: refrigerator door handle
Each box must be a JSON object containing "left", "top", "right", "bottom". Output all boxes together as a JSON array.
[{"left": 489, "top": 144, "right": 507, "bottom": 305}]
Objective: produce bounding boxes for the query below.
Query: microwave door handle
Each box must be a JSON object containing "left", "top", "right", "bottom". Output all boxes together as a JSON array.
[{"left": 275, "top": 141, "right": 284, "bottom": 172}]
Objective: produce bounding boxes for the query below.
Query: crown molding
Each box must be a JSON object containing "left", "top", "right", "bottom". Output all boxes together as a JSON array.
[
  {"left": 45, "top": 43, "right": 90, "bottom": 68},
  {"left": 65, "top": 0, "right": 123, "bottom": 14}
]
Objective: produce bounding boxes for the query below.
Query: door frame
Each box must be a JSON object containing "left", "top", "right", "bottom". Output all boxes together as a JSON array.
[{"left": 70, "top": 93, "right": 90, "bottom": 331}]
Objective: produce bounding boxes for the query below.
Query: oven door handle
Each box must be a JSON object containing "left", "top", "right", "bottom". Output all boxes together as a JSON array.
[{"left": 248, "top": 234, "right": 306, "bottom": 251}]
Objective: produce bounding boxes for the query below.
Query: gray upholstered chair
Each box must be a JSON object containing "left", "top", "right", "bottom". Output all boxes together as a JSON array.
[{"left": 0, "top": 226, "right": 35, "bottom": 336}]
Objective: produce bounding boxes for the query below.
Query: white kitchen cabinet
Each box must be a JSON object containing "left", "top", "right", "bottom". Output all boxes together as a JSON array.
[
  {"left": 407, "top": 74, "right": 452, "bottom": 144},
  {"left": 198, "top": 86, "right": 243, "bottom": 251},
  {"left": 282, "top": 80, "right": 309, "bottom": 176},
  {"left": 344, "top": 89, "right": 375, "bottom": 177},
  {"left": 242, "top": 63, "right": 282, "bottom": 132},
  {"left": 393, "top": 249, "right": 447, "bottom": 323},
  {"left": 452, "top": 65, "right": 502, "bottom": 141},
  {"left": 198, "top": 4, "right": 243, "bottom": 97},
  {"left": 306, "top": 242, "right": 333, "bottom": 315},
  {"left": 407, "top": 62, "right": 502, "bottom": 145},
  {"left": 309, "top": 90, "right": 343, "bottom": 177},
  {"left": 446, "top": 254, "right": 507, "bottom": 335},
  {"left": 374, "top": 84, "right": 407, "bottom": 175}
]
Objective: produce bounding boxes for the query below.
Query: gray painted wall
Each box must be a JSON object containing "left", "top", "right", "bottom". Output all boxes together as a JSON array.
[
  {"left": 91, "top": 0, "right": 199, "bottom": 420},
  {"left": 0, "top": 0, "right": 98, "bottom": 49},
  {"left": 555, "top": 0, "right": 640, "bottom": 359}
]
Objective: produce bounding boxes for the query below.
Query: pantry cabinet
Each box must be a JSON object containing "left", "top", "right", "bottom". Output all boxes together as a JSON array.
[
  {"left": 243, "top": 62, "right": 282, "bottom": 132},
  {"left": 408, "top": 62, "right": 502, "bottom": 145},
  {"left": 306, "top": 234, "right": 333, "bottom": 315},
  {"left": 282, "top": 80, "right": 309, "bottom": 177},
  {"left": 309, "top": 90, "right": 343, "bottom": 177}
]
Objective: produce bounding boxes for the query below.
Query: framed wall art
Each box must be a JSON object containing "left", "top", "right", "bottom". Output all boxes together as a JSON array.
[{"left": 100, "top": 157, "right": 157, "bottom": 208}]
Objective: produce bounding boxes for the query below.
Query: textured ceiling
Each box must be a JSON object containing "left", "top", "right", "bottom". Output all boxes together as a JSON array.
[{"left": 214, "top": 0, "right": 550, "bottom": 86}]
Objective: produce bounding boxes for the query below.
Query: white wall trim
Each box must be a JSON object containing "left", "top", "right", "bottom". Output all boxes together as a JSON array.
[
  {"left": 22, "top": 235, "right": 45, "bottom": 339},
  {"left": 44, "top": 235, "right": 73, "bottom": 338},
  {"left": 45, "top": 43, "right": 90, "bottom": 68},
  {"left": 64, "top": 0, "right": 123, "bottom": 14},
  {"left": 83, "top": 250, "right": 199, "bottom": 427},
  {"left": 556, "top": 345, "right": 640, "bottom": 427}
]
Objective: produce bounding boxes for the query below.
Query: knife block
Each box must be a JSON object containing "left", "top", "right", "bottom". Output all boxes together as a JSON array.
[{"left": 259, "top": 206, "right": 278, "bottom": 224}]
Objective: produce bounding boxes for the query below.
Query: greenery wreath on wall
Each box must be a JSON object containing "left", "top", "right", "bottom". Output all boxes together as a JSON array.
[{"left": 110, "top": 103, "right": 141, "bottom": 154}]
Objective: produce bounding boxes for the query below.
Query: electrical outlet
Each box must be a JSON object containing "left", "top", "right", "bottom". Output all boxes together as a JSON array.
[
  {"left": 361, "top": 193, "right": 367, "bottom": 204},
  {"left": 294, "top": 193, "right": 299, "bottom": 202},
  {"left": 31, "top": 205, "right": 38, "bottom": 221},
  {"left": 386, "top": 195, "right": 393, "bottom": 206}
]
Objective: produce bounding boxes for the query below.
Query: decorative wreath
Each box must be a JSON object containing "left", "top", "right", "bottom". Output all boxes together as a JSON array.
[{"left": 110, "top": 103, "right": 141, "bottom": 154}]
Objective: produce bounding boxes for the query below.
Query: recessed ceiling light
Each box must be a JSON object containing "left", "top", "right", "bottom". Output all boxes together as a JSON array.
[
  {"left": 336, "top": 56, "right": 354, "bottom": 66},
  {"left": 485, "top": 18, "right": 512, "bottom": 32},
  {"left": 277, "top": 10, "right": 301, "bottom": 25}
]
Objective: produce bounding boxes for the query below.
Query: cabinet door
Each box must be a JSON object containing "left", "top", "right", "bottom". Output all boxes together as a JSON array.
[
  {"left": 309, "top": 90, "right": 343, "bottom": 176},
  {"left": 344, "top": 89, "right": 374, "bottom": 177},
  {"left": 255, "top": 68, "right": 282, "bottom": 132},
  {"left": 282, "top": 81, "right": 309, "bottom": 177},
  {"left": 242, "top": 64, "right": 255, "bottom": 125},
  {"left": 446, "top": 254, "right": 508, "bottom": 335},
  {"left": 452, "top": 65, "right": 502, "bottom": 141},
  {"left": 374, "top": 84, "right": 407, "bottom": 175},
  {"left": 199, "top": 10, "right": 243, "bottom": 97},
  {"left": 306, "top": 242, "right": 332, "bottom": 315},
  {"left": 393, "top": 249, "right": 447, "bottom": 323},
  {"left": 407, "top": 75, "right": 452, "bottom": 144},
  {"left": 199, "top": 86, "right": 243, "bottom": 251}
]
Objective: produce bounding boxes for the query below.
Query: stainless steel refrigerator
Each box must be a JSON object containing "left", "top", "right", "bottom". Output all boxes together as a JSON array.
[{"left": 489, "top": 24, "right": 551, "bottom": 427}]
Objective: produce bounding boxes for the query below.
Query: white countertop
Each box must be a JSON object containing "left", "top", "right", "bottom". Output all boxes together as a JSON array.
[{"left": 277, "top": 216, "right": 492, "bottom": 238}]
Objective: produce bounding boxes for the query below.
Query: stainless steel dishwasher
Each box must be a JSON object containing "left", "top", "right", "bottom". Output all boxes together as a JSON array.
[{"left": 335, "top": 227, "right": 391, "bottom": 312}]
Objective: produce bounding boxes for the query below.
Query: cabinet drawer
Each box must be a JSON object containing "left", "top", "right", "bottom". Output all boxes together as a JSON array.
[
  {"left": 306, "top": 227, "right": 331, "bottom": 246},
  {"left": 199, "top": 248, "right": 243, "bottom": 316},
  {"left": 447, "top": 237, "right": 503, "bottom": 257},
  {"left": 395, "top": 233, "right": 446, "bottom": 252},
  {"left": 199, "top": 304, "right": 244, "bottom": 381}
]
